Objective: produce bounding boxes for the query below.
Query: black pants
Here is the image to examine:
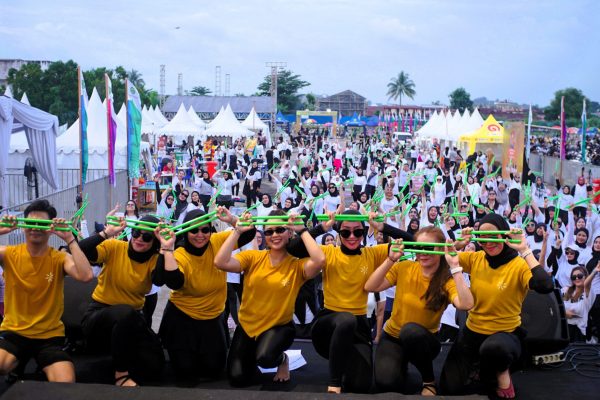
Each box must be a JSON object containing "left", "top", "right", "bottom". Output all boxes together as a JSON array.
[
  {"left": 224, "top": 282, "right": 243, "bottom": 326},
  {"left": 311, "top": 309, "right": 372, "bottom": 392},
  {"left": 159, "top": 301, "right": 227, "bottom": 380},
  {"left": 142, "top": 292, "right": 158, "bottom": 329},
  {"left": 227, "top": 322, "right": 295, "bottom": 387},
  {"left": 365, "top": 185, "right": 376, "bottom": 199},
  {"left": 199, "top": 194, "right": 212, "bottom": 210},
  {"left": 81, "top": 302, "right": 164, "bottom": 381},
  {"left": 374, "top": 324, "right": 440, "bottom": 393},
  {"left": 440, "top": 326, "right": 522, "bottom": 395}
]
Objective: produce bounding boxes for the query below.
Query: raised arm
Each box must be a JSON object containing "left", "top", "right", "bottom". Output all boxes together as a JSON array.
[
  {"left": 364, "top": 240, "right": 403, "bottom": 292},
  {"left": 584, "top": 261, "right": 600, "bottom": 297},
  {"left": 288, "top": 215, "right": 325, "bottom": 279},
  {"left": 444, "top": 241, "right": 474, "bottom": 310}
]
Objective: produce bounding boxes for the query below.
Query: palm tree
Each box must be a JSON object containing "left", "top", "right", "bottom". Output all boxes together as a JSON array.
[
  {"left": 189, "top": 86, "right": 212, "bottom": 96},
  {"left": 127, "top": 69, "right": 145, "bottom": 88},
  {"left": 387, "top": 71, "right": 416, "bottom": 107}
]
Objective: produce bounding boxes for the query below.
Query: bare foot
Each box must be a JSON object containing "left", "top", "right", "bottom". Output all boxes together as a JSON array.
[
  {"left": 115, "top": 372, "right": 138, "bottom": 387},
  {"left": 327, "top": 386, "right": 342, "bottom": 394},
  {"left": 273, "top": 353, "right": 290, "bottom": 382}
]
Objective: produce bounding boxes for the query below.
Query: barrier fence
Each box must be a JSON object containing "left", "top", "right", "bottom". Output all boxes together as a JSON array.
[{"left": 2, "top": 170, "right": 129, "bottom": 247}]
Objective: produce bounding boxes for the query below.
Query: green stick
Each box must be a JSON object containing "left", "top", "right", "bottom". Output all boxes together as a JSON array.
[
  {"left": 396, "top": 249, "right": 457, "bottom": 256},
  {"left": 238, "top": 221, "right": 304, "bottom": 226},
  {"left": 15, "top": 217, "right": 54, "bottom": 224},
  {"left": 174, "top": 216, "right": 219, "bottom": 235},
  {"left": 243, "top": 201, "right": 261, "bottom": 214},
  {"left": 471, "top": 238, "right": 521, "bottom": 244},
  {"left": 471, "top": 230, "right": 521, "bottom": 235},
  {"left": 107, "top": 216, "right": 160, "bottom": 227},
  {"left": 106, "top": 221, "right": 156, "bottom": 232},
  {"left": 251, "top": 215, "right": 291, "bottom": 220},
  {"left": 402, "top": 241, "right": 454, "bottom": 247},
  {"left": 0, "top": 223, "right": 71, "bottom": 231},
  {"left": 208, "top": 188, "right": 222, "bottom": 207},
  {"left": 176, "top": 211, "right": 218, "bottom": 229}
]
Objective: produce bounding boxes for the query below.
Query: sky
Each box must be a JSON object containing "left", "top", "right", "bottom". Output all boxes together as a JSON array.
[{"left": 1, "top": 0, "right": 599, "bottom": 107}]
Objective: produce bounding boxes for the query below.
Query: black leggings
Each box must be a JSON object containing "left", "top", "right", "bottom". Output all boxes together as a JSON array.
[
  {"left": 81, "top": 302, "right": 164, "bottom": 381},
  {"left": 142, "top": 292, "right": 158, "bottom": 329},
  {"left": 374, "top": 323, "right": 441, "bottom": 393},
  {"left": 159, "top": 301, "right": 227, "bottom": 380},
  {"left": 440, "top": 326, "right": 522, "bottom": 395},
  {"left": 311, "top": 309, "right": 372, "bottom": 392},
  {"left": 227, "top": 322, "right": 295, "bottom": 387}
]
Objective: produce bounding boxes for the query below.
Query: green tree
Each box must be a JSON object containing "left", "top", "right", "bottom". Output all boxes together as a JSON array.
[
  {"left": 303, "top": 93, "right": 316, "bottom": 111},
  {"left": 386, "top": 71, "right": 416, "bottom": 106},
  {"left": 188, "top": 86, "right": 212, "bottom": 96},
  {"left": 234, "top": 93, "right": 245, "bottom": 97},
  {"left": 7, "top": 62, "right": 45, "bottom": 107},
  {"left": 257, "top": 69, "right": 310, "bottom": 113},
  {"left": 448, "top": 87, "right": 473, "bottom": 113},
  {"left": 544, "top": 88, "right": 588, "bottom": 121}
]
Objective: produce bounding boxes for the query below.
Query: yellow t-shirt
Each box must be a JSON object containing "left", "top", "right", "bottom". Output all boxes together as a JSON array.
[
  {"left": 321, "top": 244, "right": 389, "bottom": 315},
  {"left": 1, "top": 244, "right": 66, "bottom": 339},
  {"left": 92, "top": 239, "right": 157, "bottom": 310},
  {"left": 459, "top": 251, "right": 532, "bottom": 335},
  {"left": 383, "top": 260, "right": 458, "bottom": 337},
  {"left": 169, "top": 231, "right": 230, "bottom": 320},
  {"left": 234, "top": 250, "right": 307, "bottom": 338}
]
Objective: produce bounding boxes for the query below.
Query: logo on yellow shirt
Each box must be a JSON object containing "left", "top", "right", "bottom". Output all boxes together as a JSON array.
[
  {"left": 45, "top": 272, "right": 54, "bottom": 283},
  {"left": 360, "top": 265, "right": 368, "bottom": 275},
  {"left": 281, "top": 278, "right": 291, "bottom": 287},
  {"left": 497, "top": 281, "right": 507, "bottom": 291}
]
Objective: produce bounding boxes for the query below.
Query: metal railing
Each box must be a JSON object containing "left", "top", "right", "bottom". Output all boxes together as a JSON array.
[
  {"left": 3, "top": 171, "right": 129, "bottom": 247},
  {"left": 4, "top": 169, "right": 112, "bottom": 207}
]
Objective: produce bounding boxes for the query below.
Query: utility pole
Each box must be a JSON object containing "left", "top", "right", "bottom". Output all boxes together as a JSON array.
[
  {"left": 224, "top": 73, "right": 230, "bottom": 97},
  {"left": 215, "top": 66, "right": 222, "bottom": 96},
  {"left": 177, "top": 73, "right": 183, "bottom": 95},
  {"left": 159, "top": 64, "right": 166, "bottom": 107},
  {"left": 265, "top": 62, "right": 286, "bottom": 138}
]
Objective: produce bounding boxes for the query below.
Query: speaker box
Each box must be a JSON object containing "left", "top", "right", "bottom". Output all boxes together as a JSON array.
[{"left": 520, "top": 288, "right": 569, "bottom": 355}]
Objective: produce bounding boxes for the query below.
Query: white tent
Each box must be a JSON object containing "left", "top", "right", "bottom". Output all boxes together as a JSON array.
[
  {"left": 159, "top": 103, "right": 204, "bottom": 139},
  {"left": 152, "top": 105, "right": 169, "bottom": 126},
  {"left": 187, "top": 105, "right": 207, "bottom": 129},
  {"left": 1, "top": 94, "right": 60, "bottom": 208},
  {"left": 416, "top": 110, "right": 439, "bottom": 138},
  {"left": 451, "top": 109, "right": 471, "bottom": 142},
  {"left": 242, "top": 107, "right": 271, "bottom": 146},
  {"left": 207, "top": 106, "right": 226, "bottom": 128},
  {"left": 203, "top": 104, "right": 252, "bottom": 139}
]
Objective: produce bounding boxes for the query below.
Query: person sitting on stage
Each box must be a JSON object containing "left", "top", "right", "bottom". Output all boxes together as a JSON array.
[
  {"left": 214, "top": 210, "right": 325, "bottom": 387},
  {"left": 286, "top": 210, "right": 414, "bottom": 394},
  {"left": 78, "top": 215, "right": 165, "bottom": 387},
  {"left": 0, "top": 200, "right": 93, "bottom": 383},
  {"left": 440, "top": 213, "right": 554, "bottom": 399},
  {"left": 364, "top": 227, "right": 473, "bottom": 396},
  {"left": 154, "top": 207, "right": 255, "bottom": 382}
]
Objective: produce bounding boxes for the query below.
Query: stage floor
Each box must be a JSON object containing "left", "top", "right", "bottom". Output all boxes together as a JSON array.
[{"left": 0, "top": 341, "right": 598, "bottom": 399}]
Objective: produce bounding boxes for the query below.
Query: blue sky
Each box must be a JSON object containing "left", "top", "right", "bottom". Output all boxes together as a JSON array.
[{"left": 1, "top": 0, "right": 598, "bottom": 106}]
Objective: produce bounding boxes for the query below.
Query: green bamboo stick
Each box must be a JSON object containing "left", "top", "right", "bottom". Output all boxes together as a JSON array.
[
  {"left": 208, "top": 188, "right": 222, "bottom": 207},
  {"left": 471, "top": 230, "right": 522, "bottom": 235},
  {"left": 471, "top": 238, "right": 521, "bottom": 244},
  {"left": 402, "top": 241, "right": 454, "bottom": 247},
  {"left": 238, "top": 221, "right": 304, "bottom": 226},
  {"left": 106, "top": 221, "right": 156, "bottom": 232},
  {"left": 243, "top": 202, "right": 261, "bottom": 214},
  {"left": 0, "top": 223, "right": 71, "bottom": 231},
  {"left": 395, "top": 248, "right": 457, "bottom": 256},
  {"left": 174, "top": 216, "right": 218, "bottom": 235},
  {"left": 15, "top": 217, "right": 54, "bottom": 224},
  {"left": 251, "top": 215, "right": 291, "bottom": 220},
  {"left": 107, "top": 216, "right": 160, "bottom": 227},
  {"left": 176, "top": 211, "right": 218, "bottom": 229}
]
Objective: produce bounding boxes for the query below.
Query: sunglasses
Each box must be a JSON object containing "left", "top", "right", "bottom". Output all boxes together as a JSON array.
[
  {"left": 189, "top": 226, "right": 211, "bottom": 235},
  {"left": 181, "top": 193, "right": 189, "bottom": 198},
  {"left": 126, "top": 203, "right": 135, "bottom": 207},
  {"left": 339, "top": 228, "right": 365, "bottom": 239},
  {"left": 571, "top": 274, "right": 585, "bottom": 281},
  {"left": 132, "top": 229, "right": 154, "bottom": 242},
  {"left": 264, "top": 227, "right": 288, "bottom": 236}
]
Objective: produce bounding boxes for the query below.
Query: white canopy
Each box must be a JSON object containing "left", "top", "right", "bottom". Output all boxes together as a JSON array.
[
  {"left": 152, "top": 105, "right": 169, "bottom": 126},
  {"left": 159, "top": 103, "right": 204, "bottom": 139},
  {"left": 203, "top": 104, "right": 252, "bottom": 139},
  {"left": 1, "top": 94, "right": 60, "bottom": 208},
  {"left": 187, "top": 105, "right": 207, "bottom": 129},
  {"left": 242, "top": 106, "right": 271, "bottom": 146}
]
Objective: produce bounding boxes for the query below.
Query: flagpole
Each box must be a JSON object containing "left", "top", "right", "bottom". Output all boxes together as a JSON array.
[
  {"left": 559, "top": 96, "right": 565, "bottom": 183},
  {"left": 582, "top": 99, "right": 587, "bottom": 164},
  {"left": 105, "top": 75, "right": 112, "bottom": 207},
  {"left": 125, "top": 78, "right": 131, "bottom": 200},
  {"left": 77, "top": 66, "right": 83, "bottom": 194}
]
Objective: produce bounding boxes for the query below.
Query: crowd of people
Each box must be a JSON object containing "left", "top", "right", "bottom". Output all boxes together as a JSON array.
[
  {"left": 1, "top": 129, "right": 600, "bottom": 399},
  {"left": 529, "top": 133, "right": 600, "bottom": 165}
]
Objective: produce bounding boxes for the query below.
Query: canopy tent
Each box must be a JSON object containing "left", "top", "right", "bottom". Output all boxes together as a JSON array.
[
  {"left": 207, "top": 106, "right": 226, "bottom": 128},
  {"left": 275, "top": 111, "right": 288, "bottom": 124},
  {"left": 159, "top": 103, "right": 205, "bottom": 139},
  {"left": 1, "top": 94, "right": 60, "bottom": 208},
  {"left": 203, "top": 104, "right": 252, "bottom": 139},
  {"left": 459, "top": 114, "right": 505, "bottom": 153},
  {"left": 242, "top": 107, "right": 271, "bottom": 147},
  {"left": 187, "top": 105, "right": 207, "bottom": 129},
  {"left": 152, "top": 106, "right": 169, "bottom": 126}
]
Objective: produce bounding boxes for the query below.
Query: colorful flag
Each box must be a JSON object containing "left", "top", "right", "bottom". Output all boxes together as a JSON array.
[
  {"left": 560, "top": 96, "right": 566, "bottom": 160},
  {"left": 581, "top": 99, "right": 587, "bottom": 163},
  {"left": 126, "top": 80, "right": 142, "bottom": 178},
  {"left": 78, "top": 67, "right": 88, "bottom": 188},
  {"left": 105, "top": 74, "right": 118, "bottom": 186},
  {"left": 526, "top": 104, "right": 532, "bottom": 159}
]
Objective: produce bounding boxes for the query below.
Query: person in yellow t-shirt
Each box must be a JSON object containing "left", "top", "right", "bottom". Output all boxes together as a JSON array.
[
  {"left": 214, "top": 210, "right": 325, "bottom": 387},
  {"left": 364, "top": 227, "right": 473, "bottom": 396},
  {"left": 78, "top": 215, "right": 165, "bottom": 387},
  {"left": 154, "top": 207, "right": 254, "bottom": 382},
  {"left": 0, "top": 200, "right": 93, "bottom": 383},
  {"left": 285, "top": 209, "right": 414, "bottom": 394},
  {"left": 440, "top": 213, "right": 554, "bottom": 399}
]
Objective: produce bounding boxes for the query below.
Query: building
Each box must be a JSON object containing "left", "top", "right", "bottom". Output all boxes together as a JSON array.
[
  {"left": 0, "top": 59, "right": 53, "bottom": 87},
  {"left": 316, "top": 90, "right": 367, "bottom": 116},
  {"left": 162, "top": 95, "right": 273, "bottom": 121},
  {"left": 366, "top": 104, "right": 448, "bottom": 122}
]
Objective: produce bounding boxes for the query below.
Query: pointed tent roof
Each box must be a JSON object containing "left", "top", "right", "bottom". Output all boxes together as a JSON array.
[
  {"left": 242, "top": 107, "right": 268, "bottom": 131},
  {"left": 459, "top": 114, "right": 504, "bottom": 145},
  {"left": 208, "top": 106, "right": 226, "bottom": 127},
  {"left": 153, "top": 105, "right": 169, "bottom": 126},
  {"left": 203, "top": 104, "right": 252, "bottom": 139},
  {"left": 159, "top": 103, "right": 204, "bottom": 138},
  {"left": 4, "top": 86, "right": 12, "bottom": 98},
  {"left": 187, "top": 105, "right": 207, "bottom": 129},
  {"left": 21, "top": 92, "right": 30, "bottom": 105}
]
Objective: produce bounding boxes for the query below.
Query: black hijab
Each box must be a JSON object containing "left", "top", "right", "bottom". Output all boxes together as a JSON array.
[
  {"left": 586, "top": 235, "right": 600, "bottom": 273},
  {"left": 479, "top": 213, "right": 518, "bottom": 269},
  {"left": 180, "top": 209, "right": 212, "bottom": 256},
  {"left": 533, "top": 223, "right": 545, "bottom": 243},
  {"left": 262, "top": 193, "right": 273, "bottom": 208},
  {"left": 335, "top": 209, "right": 364, "bottom": 255},
  {"left": 128, "top": 215, "right": 160, "bottom": 263},
  {"left": 574, "top": 228, "right": 589, "bottom": 249}
]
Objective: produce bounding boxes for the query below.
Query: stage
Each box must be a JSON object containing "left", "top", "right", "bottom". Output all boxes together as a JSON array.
[{"left": 0, "top": 341, "right": 598, "bottom": 399}]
